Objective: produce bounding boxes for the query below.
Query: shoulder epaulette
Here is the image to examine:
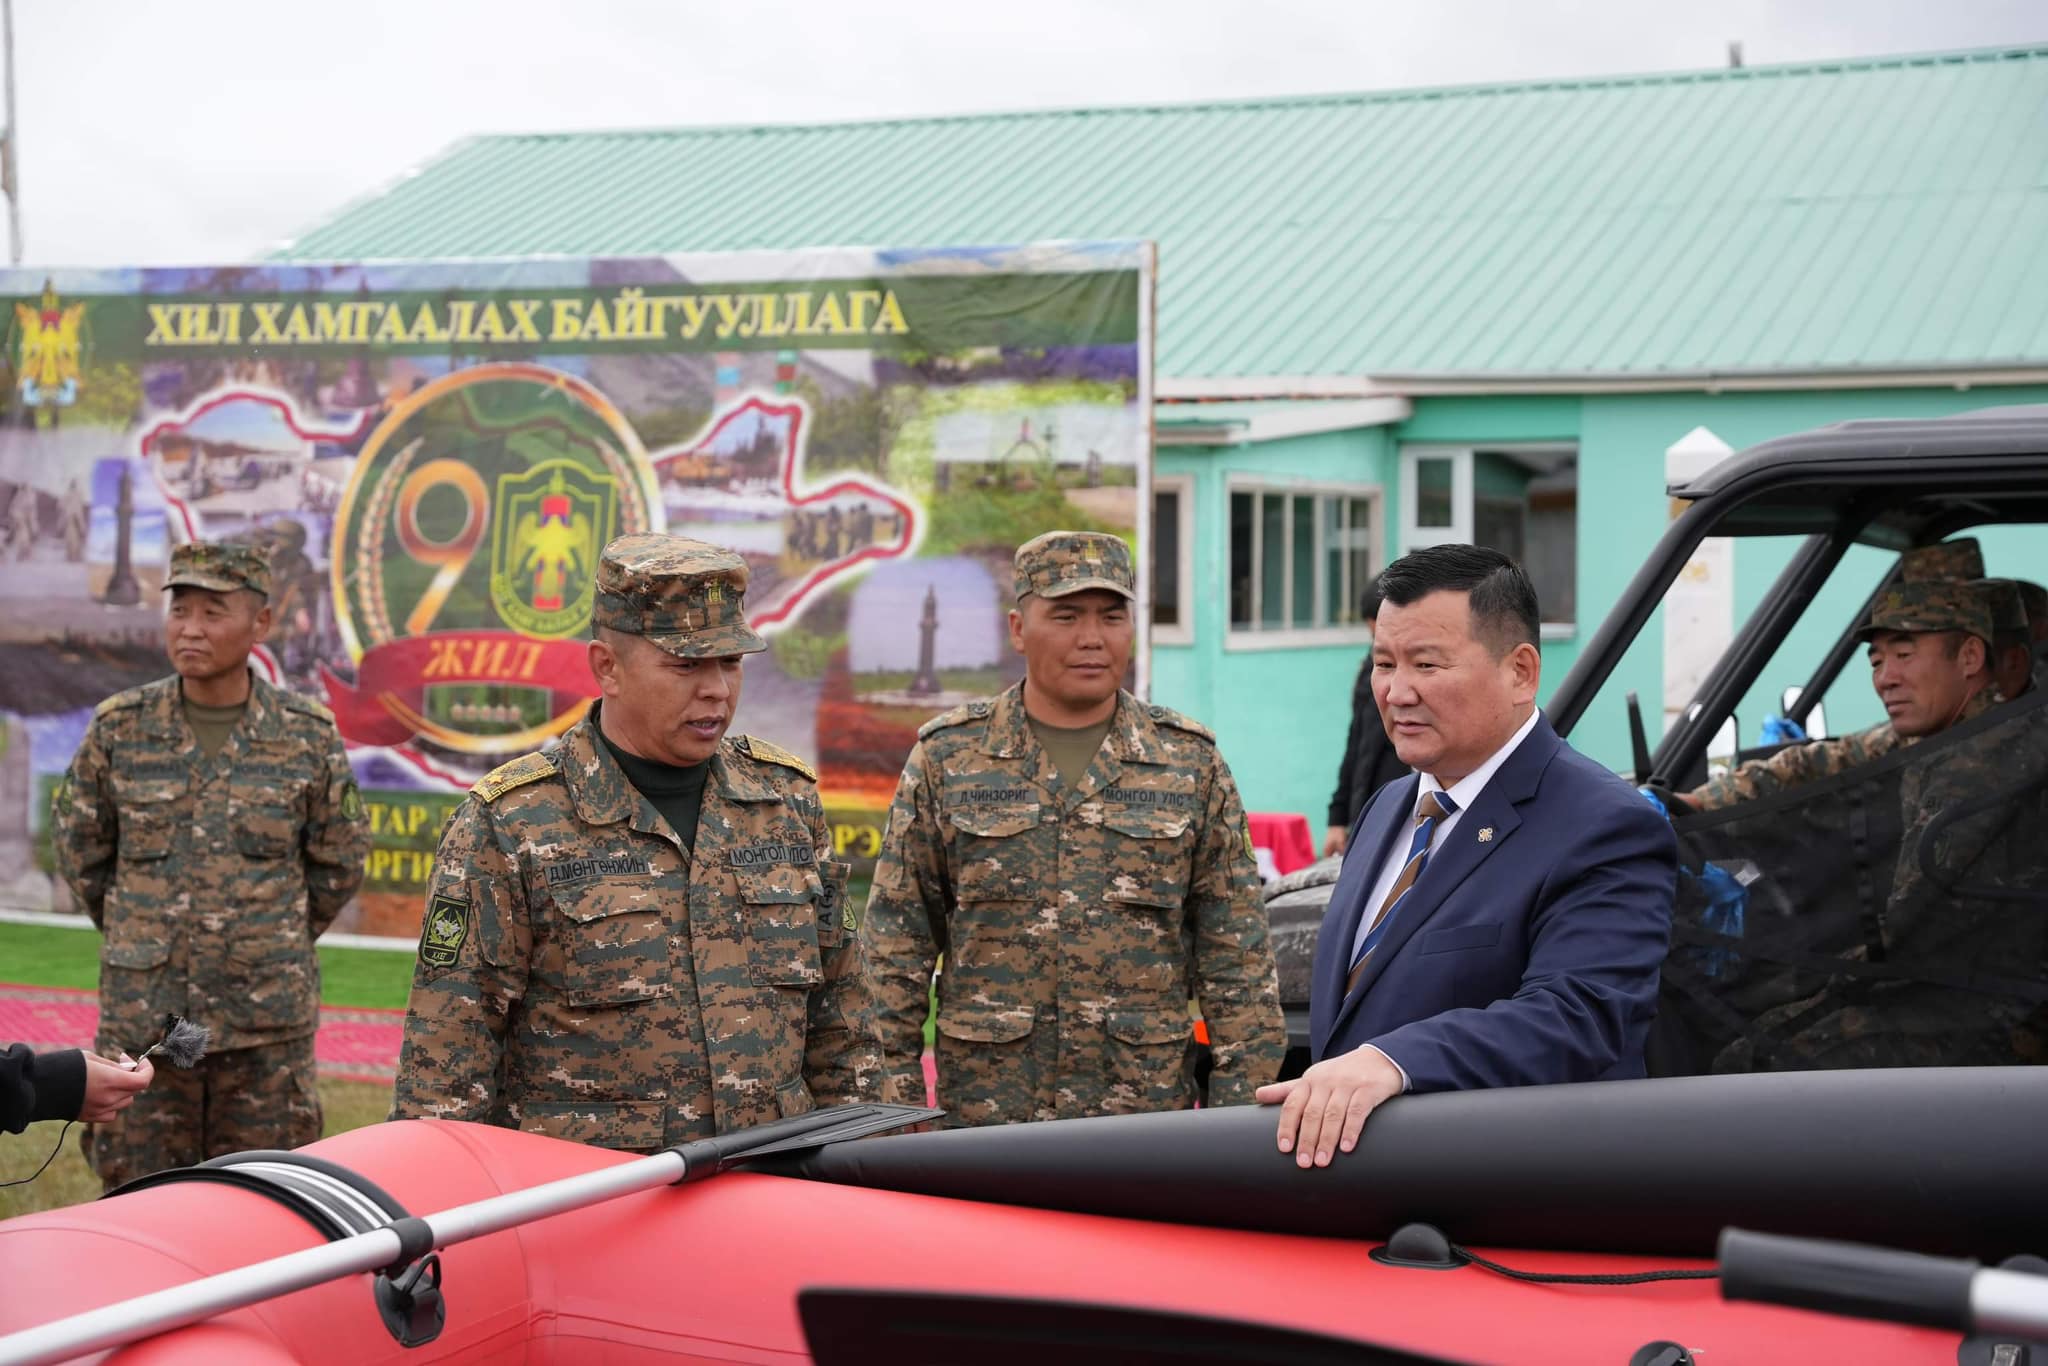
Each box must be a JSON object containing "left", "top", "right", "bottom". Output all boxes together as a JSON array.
[
  {"left": 472, "top": 752, "right": 558, "bottom": 803},
  {"left": 93, "top": 686, "right": 151, "bottom": 720},
  {"left": 279, "top": 691, "right": 336, "bottom": 724},
  {"left": 1146, "top": 703, "right": 1215, "bottom": 743},
  {"left": 917, "top": 699, "right": 991, "bottom": 741},
  {"left": 738, "top": 735, "right": 816, "bottom": 782}
]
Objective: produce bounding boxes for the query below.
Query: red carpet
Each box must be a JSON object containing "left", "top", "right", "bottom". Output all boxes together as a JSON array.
[
  {"left": 3, "top": 983, "right": 943, "bottom": 1098},
  {"left": 0, "top": 983, "right": 402, "bottom": 1084}
]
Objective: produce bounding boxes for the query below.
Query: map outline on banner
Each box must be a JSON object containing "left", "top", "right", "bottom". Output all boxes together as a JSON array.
[{"left": 0, "top": 241, "right": 1153, "bottom": 936}]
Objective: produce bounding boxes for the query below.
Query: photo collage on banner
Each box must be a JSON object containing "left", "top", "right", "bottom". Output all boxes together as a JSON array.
[{"left": 0, "top": 244, "right": 1154, "bottom": 936}]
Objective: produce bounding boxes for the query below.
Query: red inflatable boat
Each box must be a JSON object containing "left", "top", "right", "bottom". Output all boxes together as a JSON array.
[{"left": 1, "top": 1069, "right": 2043, "bottom": 1364}]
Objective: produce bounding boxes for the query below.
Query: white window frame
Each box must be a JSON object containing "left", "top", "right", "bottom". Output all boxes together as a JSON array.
[
  {"left": 1223, "top": 477, "right": 1382, "bottom": 652},
  {"left": 1150, "top": 474, "right": 1196, "bottom": 646},
  {"left": 1399, "top": 447, "right": 1473, "bottom": 548},
  {"left": 1398, "top": 442, "right": 1579, "bottom": 640}
]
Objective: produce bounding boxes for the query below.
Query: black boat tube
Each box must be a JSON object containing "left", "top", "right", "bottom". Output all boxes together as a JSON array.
[{"left": 772, "top": 1068, "right": 2048, "bottom": 1260}]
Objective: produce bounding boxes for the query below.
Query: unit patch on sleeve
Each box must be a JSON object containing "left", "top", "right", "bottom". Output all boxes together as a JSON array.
[
  {"left": 420, "top": 894, "right": 470, "bottom": 969},
  {"left": 340, "top": 779, "right": 364, "bottom": 821}
]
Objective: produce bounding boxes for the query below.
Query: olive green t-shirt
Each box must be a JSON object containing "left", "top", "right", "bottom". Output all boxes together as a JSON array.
[
  {"left": 1027, "top": 714, "right": 1115, "bottom": 787},
  {"left": 183, "top": 697, "right": 248, "bottom": 759},
  {"left": 600, "top": 731, "right": 710, "bottom": 856}
]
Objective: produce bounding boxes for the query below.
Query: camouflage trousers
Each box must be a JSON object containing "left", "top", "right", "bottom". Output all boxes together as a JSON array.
[{"left": 83, "top": 1034, "right": 322, "bottom": 1192}]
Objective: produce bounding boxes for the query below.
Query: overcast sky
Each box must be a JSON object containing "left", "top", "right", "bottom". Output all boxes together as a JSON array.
[{"left": 12, "top": 0, "right": 2045, "bottom": 267}]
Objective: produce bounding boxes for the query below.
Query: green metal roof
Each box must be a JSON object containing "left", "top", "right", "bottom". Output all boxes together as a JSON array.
[{"left": 283, "top": 46, "right": 2048, "bottom": 383}]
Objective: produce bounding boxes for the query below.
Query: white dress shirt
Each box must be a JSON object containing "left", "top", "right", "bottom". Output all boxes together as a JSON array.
[{"left": 1345, "top": 706, "right": 1544, "bottom": 1087}]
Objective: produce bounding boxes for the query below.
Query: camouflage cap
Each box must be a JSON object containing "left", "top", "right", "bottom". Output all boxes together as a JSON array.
[
  {"left": 1013, "top": 530, "right": 1135, "bottom": 602},
  {"left": 1855, "top": 579, "right": 1993, "bottom": 644},
  {"left": 592, "top": 534, "right": 765, "bottom": 658},
  {"left": 1899, "top": 538, "right": 1983, "bottom": 582},
  {"left": 163, "top": 541, "right": 271, "bottom": 597},
  {"left": 2013, "top": 579, "right": 2048, "bottom": 644},
  {"left": 1976, "top": 579, "right": 2031, "bottom": 638}
]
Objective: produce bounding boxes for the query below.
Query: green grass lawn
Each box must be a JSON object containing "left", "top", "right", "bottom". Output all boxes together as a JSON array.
[
  {"left": 0, "top": 1077, "right": 394, "bottom": 1220},
  {"left": 0, "top": 921, "right": 415, "bottom": 1009}
]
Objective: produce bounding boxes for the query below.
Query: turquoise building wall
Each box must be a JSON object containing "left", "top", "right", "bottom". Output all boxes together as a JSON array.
[
  {"left": 1158, "top": 386, "right": 2048, "bottom": 824},
  {"left": 1152, "top": 426, "right": 1394, "bottom": 820}
]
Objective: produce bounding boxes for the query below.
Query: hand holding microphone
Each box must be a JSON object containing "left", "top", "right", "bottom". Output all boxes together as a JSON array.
[{"left": 78, "top": 1053, "right": 154, "bottom": 1122}]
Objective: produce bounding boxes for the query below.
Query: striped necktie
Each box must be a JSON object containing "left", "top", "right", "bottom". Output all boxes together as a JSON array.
[{"left": 1345, "top": 789, "right": 1457, "bottom": 998}]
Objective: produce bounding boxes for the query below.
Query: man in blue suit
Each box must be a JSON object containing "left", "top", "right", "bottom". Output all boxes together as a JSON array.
[{"left": 1259, "top": 545, "right": 1675, "bottom": 1168}]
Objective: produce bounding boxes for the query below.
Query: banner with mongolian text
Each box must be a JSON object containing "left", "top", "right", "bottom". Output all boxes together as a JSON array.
[{"left": 0, "top": 243, "right": 1153, "bottom": 936}]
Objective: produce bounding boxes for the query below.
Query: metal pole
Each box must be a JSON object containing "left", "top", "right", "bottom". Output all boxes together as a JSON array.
[
  {"left": 1970, "top": 1265, "right": 2048, "bottom": 1342},
  {"left": 2, "top": 0, "right": 17, "bottom": 265},
  {"left": 0, "top": 1149, "right": 688, "bottom": 1366}
]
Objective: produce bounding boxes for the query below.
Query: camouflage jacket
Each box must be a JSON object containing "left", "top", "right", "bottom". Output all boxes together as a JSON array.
[
  {"left": 51, "top": 673, "right": 368, "bottom": 1053},
  {"left": 864, "top": 684, "right": 1285, "bottom": 1126},
  {"left": 1686, "top": 722, "right": 1900, "bottom": 813},
  {"left": 1687, "top": 690, "right": 1999, "bottom": 813},
  {"left": 390, "top": 711, "right": 879, "bottom": 1152},
  {"left": 1718, "top": 690, "right": 2045, "bottom": 1071}
]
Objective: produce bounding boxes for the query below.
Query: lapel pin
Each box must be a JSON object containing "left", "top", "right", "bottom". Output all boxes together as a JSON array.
[{"left": 1477, "top": 827, "right": 1495, "bottom": 843}]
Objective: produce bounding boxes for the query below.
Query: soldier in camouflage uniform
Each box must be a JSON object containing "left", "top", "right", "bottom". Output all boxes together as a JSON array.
[
  {"left": 390, "top": 535, "right": 877, "bottom": 1151},
  {"left": 1682, "top": 541, "right": 1992, "bottom": 812},
  {"left": 1721, "top": 581, "right": 2041, "bottom": 1072},
  {"left": 1980, "top": 578, "right": 2037, "bottom": 704},
  {"left": 52, "top": 542, "right": 369, "bottom": 1190},
  {"left": 864, "top": 531, "right": 1285, "bottom": 1126}
]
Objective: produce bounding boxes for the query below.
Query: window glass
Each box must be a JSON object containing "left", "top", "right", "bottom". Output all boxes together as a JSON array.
[
  {"left": 1323, "top": 498, "right": 1346, "bottom": 625},
  {"left": 1415, "top": 457, "right": 1454, "bottom": 528},
  {"left": 1226, "top": 485, "right": 1379, "bottom": 635},
  {"left": 1259, "top": 493, "right": 1286, "bottom": 628},
  {"left": 1151, "top": 487, "right": 1181, "bottom": 628},
  {"left": 1229, "top": 491, "right": 1254, "bottom": 628},
  {"left": 1290, "top": 495, "right": 1316, "bottom": 626},
  {"left": 1347, "top": 496, "right": 1375, "bottom": 620}
]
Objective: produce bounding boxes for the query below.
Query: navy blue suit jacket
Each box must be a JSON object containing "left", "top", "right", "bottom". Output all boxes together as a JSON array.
[{"left": 1308, "top": 715, "right": 1676, "bottom": 1090}]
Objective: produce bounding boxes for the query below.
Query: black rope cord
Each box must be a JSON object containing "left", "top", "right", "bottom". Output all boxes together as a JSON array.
[
  {"left": 1450, "top": 1242, "right": 1720, "bottom": 1286},
  {"left": 0, "top": 1120, "right": 74, "bottom": 1188}
]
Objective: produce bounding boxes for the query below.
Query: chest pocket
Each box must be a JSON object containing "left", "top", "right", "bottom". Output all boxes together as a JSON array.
[
  {"left": 949, "top": 805, "right": 1042, "bottom": 902},
  {"left": 230, "top": 782, "right": 297, "bottom": 860},
  {"left": 738, "top": 864, "right": 825, "bottom": 987},
  {"left": 110, "top": 778, "right": 181, "bottom": 862},
  {"left": 555, "top": 880, "right": 673, "bottom": 1008},
  {"left": 1101, "top": 810, "right": 1193, "bottom": 911}
]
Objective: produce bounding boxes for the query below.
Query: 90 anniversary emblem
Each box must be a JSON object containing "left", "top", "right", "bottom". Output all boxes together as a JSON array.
[{"left": 323, "top": 363, "right": 661, "bottom": 757}]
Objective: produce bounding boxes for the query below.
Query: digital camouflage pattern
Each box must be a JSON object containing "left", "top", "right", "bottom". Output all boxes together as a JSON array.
[
  {"left": 390, "top": 708, "right": 877, "bottom": 1152},
  {"left": 1716, "top": 690, "right": 2048, "bottom": 1070},
  {"left": 51, "top": 672, "right": 368, "bottom": 1187},
  {"left": 1687, "top": 721, "right": 1903, "bottom": 813},
  {"left": 864, "top": 683, "right": 1286, "bottom": 1126},
  {"left": 1687, "top": 690, "right": 1996, "bottom": 814},
  {"left": 1979, "top": 579, "right": 2030, "bottom": 638},
  {"left": 592, "top": 534, "right": 766, "bottom": 658},
  {"left": 1852, "top": 578, "right": 1994, "bottom": 644},
  {"left": 83, "top": 1035, "right": 322, "bottom": 1189},
  {"left": 2012, "top": 580, "right": 2048, "bottom": 643},
  {"left": 162, "top": 540, "right": 273, "bottom": 597},
  {"left": 1011, "top": 530, "right": 1136, "bottom": 601},
  {"left": 1687, "top": 576, "right": 2002, "bottom": 813},
  {"left": 1899, "top": 538, "right": 1982, "bottom": 583}
]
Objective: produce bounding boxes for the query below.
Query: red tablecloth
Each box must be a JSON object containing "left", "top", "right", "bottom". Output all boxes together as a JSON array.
[{"left": 1248, "top": 811, "right": 1316, "bottom": 877}]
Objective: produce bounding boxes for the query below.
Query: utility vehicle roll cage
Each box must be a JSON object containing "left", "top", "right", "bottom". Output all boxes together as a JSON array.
[{"left": 1547, "top": 404, "right": 2048, "bottom": 784}]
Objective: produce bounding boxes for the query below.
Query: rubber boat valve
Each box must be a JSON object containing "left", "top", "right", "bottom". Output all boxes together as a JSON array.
[{"left": 1369, "top": 1222, "right": 1464, "bottom": 1271}]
